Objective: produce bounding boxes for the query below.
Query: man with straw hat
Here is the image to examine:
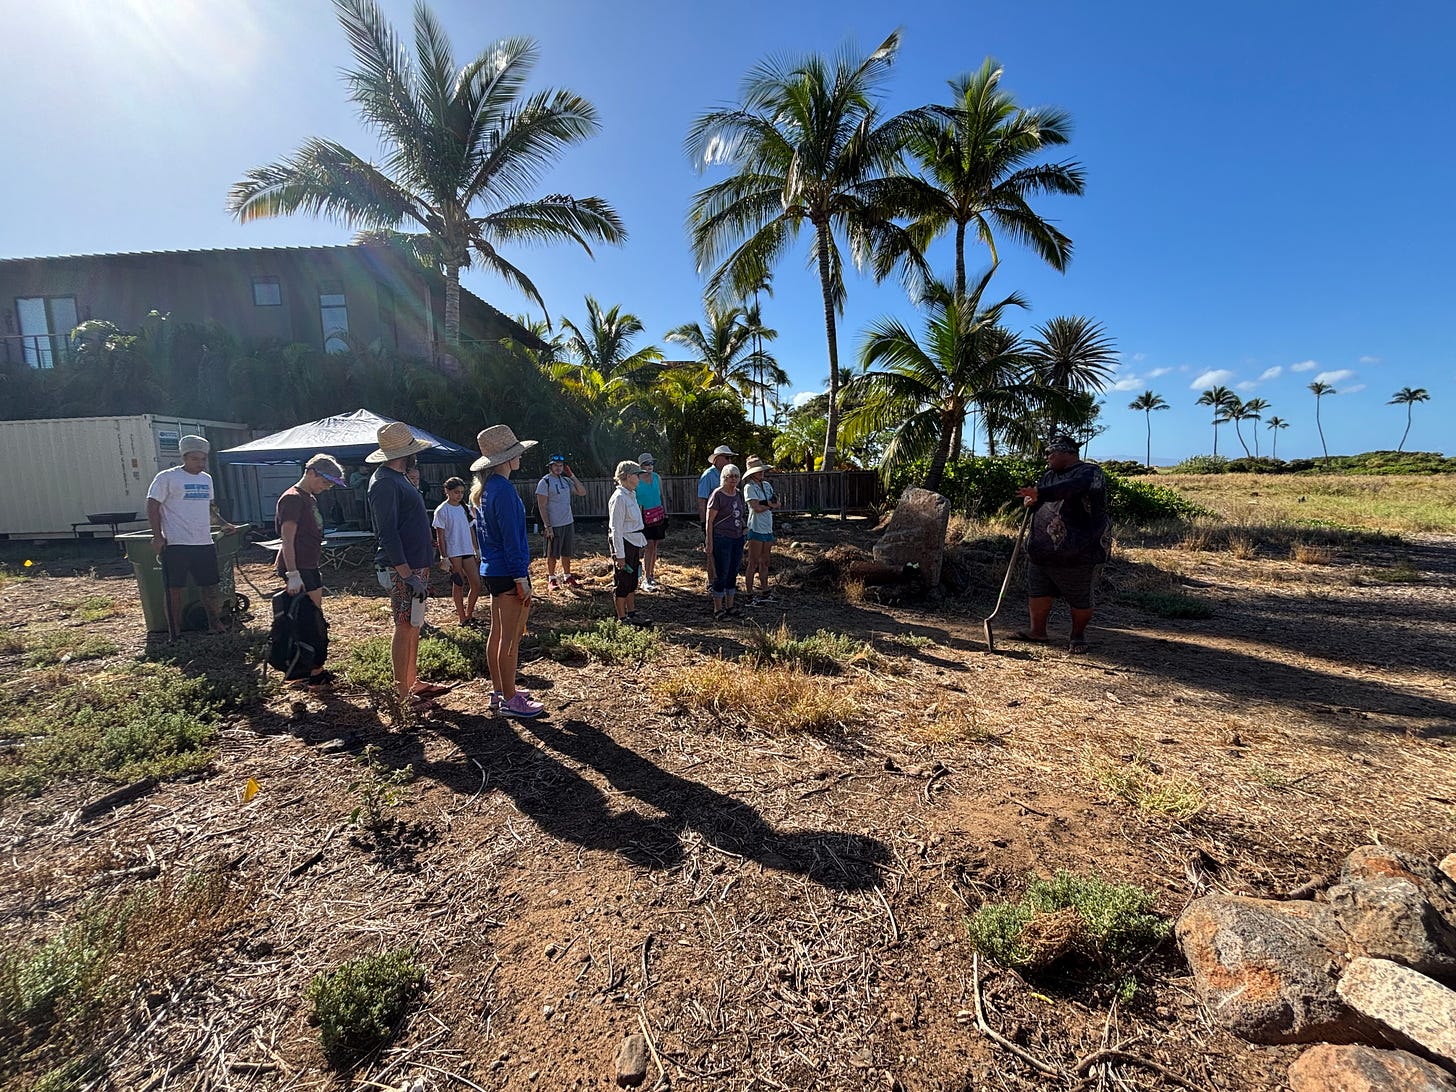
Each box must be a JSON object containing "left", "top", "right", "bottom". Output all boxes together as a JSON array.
[{"left": 365, "top": 421, "right": 440, "bottom": 709}]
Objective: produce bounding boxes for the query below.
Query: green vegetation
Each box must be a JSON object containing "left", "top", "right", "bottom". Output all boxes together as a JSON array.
[
  {"left": 0, "top": 871, "right": 249, "bottom": 1089},
  {"left": 540, "top": 618, "right": 661, "bottom": 665},
  {"left": 1119, "top": 590, "right": 1214, "bottom": 619},
  {"left": 348, "top": 746, "right": 414, "bottom": 834},
  {"left": 307, "top": 948, "right": 424, "bottom": 1068},
  {"left": 57, "top": 595, "right": 119, "bottom": 622},
  {"left": 1085, "top": 749, "right": 1207, "bottom": 822},
  {"left": 745, "top": 622, "right": 879, "bottom": 674},
  {"left": 344, "top": 628, "right": 485, "bottom": 693},
  {"left": 21, "top": 628, "right": 120, "bottom": 668},
  {"left": 0, "top": 665, "right": 221, "bottom": 797},
  {"left": 966, "top": 872, "right": 1168, "bottom": 978},
  {"left": 1171, "top": 450, "right": 1456, "bottom": 475}
]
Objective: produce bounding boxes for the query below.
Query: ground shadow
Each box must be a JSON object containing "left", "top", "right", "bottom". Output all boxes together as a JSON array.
[{"left": 386, "top": 710, "right": 891, "bottom": 891}]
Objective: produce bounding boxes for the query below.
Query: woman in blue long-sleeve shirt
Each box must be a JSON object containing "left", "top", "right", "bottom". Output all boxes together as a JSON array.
[{"left": 470, "top": 425, "right": 545, "bottom": 719}]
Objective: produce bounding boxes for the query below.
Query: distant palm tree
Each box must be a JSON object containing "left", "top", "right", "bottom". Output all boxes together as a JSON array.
[
  {"left": 905, "top": 57, "right": 1084, "bottom": 296},
  {"left": 686, "top": 31, "right": 930, "bottom": 469},
  {"left": 1265, "top": 415, "right": 1289, "bottom": 460},
  {"left": 228, "top": 0, "right": 625, "bottom": 345},
  {"left": 1240, "top": 397, "right": 1270, "bottom": 457},
  {"left": 1196, "top": 385, "right": 1237, "bottom": 455},
  {"left": 1026, "top": 316, "right": 1116, "bottom": 436},
  {"left": 1128, "top": 390, "right": 1169, "bottom": 469},
  {"left": 559, "top": 296, "right": 661, "bottom": 382},
  {"left": 842, "top": 269, "right": 1033, "bottom": 491},
  {"left": 665, "top": 302, "right": 762, "bottom": 403},
  {"left": 1220, "top": 394, "right": 1252, "bottom": 457},
  {"left": 1308, "top": 380, "right": 1335, "bottom": 460},
  {"left": 1387, "top": 387, "right": 1430, "bottom": 452}
]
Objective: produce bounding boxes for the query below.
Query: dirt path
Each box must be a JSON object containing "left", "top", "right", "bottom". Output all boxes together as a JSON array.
[{"left": 2, "top": 522, "right": 1452, "bottom": 1090}]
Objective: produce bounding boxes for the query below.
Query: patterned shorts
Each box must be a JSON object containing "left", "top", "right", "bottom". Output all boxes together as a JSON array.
[{"left": 389, "top": 567, "right": 431, "bottom": 625}]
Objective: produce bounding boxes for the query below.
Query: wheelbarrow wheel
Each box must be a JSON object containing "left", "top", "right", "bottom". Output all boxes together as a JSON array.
[{"left": 231, "top": 592, "right": 251, "bottom": 619}]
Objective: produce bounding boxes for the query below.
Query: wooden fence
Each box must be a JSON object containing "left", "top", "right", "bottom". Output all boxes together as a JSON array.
[{"left": 511, "top": 470, "right": 881, "bottom": 521}]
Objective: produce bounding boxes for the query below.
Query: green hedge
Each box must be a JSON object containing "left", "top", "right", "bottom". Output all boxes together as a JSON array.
[
  {"left": 890, "top": 456, "right": 1209, "bottom": 523},
  {"left": 1170, "top": 451, "right": 1454, "bottom": 475}
]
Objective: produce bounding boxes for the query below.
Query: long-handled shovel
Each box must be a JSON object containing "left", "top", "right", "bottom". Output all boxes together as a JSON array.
[{"left": 982, "top": 508, "right": 1031, "bottom": 652}]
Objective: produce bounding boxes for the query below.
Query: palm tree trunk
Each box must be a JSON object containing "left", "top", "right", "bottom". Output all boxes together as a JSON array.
[
  {"left": 1399, "top": 404, "right": 1412, "bottom": 452},
  {"left": 954, "top": 221, "right": 966, "bottom": 299},
  {"left": 1272, "top": 430, "right": 1278, "bottom": 460},
  {"left": 952, "top": 411, "right": 965, "bottom": 459},
  {"left": 1212, "top": 420, "right": 1218, "bottom": 457},
  {"left": 1233, "top": 418, "right": 1250, "bottom": 457},
  {"left": 815, "top": 224, "right": 840, "bottom": 470},
  {"left": 444, "top": 265, "right": 462, "bottom": 345},
  {"left": 1145, "top": 410, "right": 1152, "bottom": 470},
  {"left": 925, "top": 407, "right": 957, "bottom": 493},
  {"left": 1315, "top": 398, "right": 1328, "bottom": 460},
  {"left": 1253, "top": 427, "right": 1260, "bottom": 459}
]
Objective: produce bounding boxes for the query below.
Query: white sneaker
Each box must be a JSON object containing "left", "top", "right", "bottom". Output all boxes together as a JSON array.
[{"left": 643, "top": 579, "right": 658, "bottom": 592}]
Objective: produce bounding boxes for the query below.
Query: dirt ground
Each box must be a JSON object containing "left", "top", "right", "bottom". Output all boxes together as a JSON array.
[{"left": 2, "top": 514, "right": 1453, "bottom": 1091}]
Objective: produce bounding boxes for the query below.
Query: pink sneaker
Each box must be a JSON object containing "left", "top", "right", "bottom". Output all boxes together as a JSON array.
[{"left": 499, "top": 693, "right": 544, "bottom": 719}]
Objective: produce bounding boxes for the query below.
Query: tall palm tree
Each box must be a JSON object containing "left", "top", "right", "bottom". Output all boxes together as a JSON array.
[
  {"left": 841, "top": 268, "right": 1033, "bottom": 491},
  {"left": 1387, "top": 387, "right": 1429, "bottom": 452},
  {"left": 1308, "top": 380, "right": 1335, "bottom": 460},
  {"left": 1196, "top": 385, "right": 1237, "bottom": 455},
  {"left": 686, "top": 31, "right": 930, "bottom": 469},
  {"left": 665, "top": 302, "right": 785, "bottom": 414},
  {"left": 1025, "top": 315, "right": 1116, "bottom": 435},
  {"left": 1265, "top": 415, "right": 1289, "bottom": 460},
  {"left": 905, "top": 58, "right": 1084, "bottom": 296},
  {"left": 1221, "top": 394, "right": 1252, "bottom": 457},
  {"left": 1128, "top": 390, "right": 1169, "bottom": 469},
  {"left": 1240, "top": 397, "right": 1270, "bottom": 457},
  {"left": 227, "top": 0, "right": 625, "bottom": 345}
]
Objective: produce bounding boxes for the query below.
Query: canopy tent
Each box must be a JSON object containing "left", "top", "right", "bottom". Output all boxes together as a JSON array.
[{"left": 216, "top": 409, "right": 472, "bottom": 466}]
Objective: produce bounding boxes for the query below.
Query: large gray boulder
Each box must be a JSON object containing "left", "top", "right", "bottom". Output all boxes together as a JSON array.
[
  {"left": 1289, "top": 1044, "right": 1456, "bottom": 1091},
  {"left": 1328, "top": 876, "right": 1456, "bottom": 981},
  {"left": 1337, "top": 958, "right": 1456, "bottom": 1072},
  {"left": 872, "top": 487, "right": 950, "bottom": 589},
  {"left": 1176, "top": 895, "right": 1357, "bottom": 1044}
]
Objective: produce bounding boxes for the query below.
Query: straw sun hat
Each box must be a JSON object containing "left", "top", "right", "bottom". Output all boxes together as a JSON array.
[
  {"left": 365, "top": 421, "right": 435, "bottom": 464},
  {"left": 471, "top": 424, "right": 538, "bottom": 471}
]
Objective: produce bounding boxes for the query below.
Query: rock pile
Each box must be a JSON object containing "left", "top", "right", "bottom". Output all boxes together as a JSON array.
[{"left": 1176, "top": 845, "right": 1456, "bottom": 1087}]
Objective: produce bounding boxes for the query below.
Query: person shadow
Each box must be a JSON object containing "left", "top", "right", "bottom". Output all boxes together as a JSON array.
[{"left": 397, "top": 709, "right": 890, "bottom": 892}]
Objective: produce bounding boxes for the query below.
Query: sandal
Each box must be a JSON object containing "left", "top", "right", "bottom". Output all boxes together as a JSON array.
[
  {"left": 411, "top": 682, "right": 454, "bottom": 698},
  {"left": 408, "top": 695, "right": 441, "bottom": 714},
  {"left": 1068, "top": 638, "right": 1089, "bottom": 654},
  {"left": 1014, "top": 631, "right": 1052, "bottom": 644}
]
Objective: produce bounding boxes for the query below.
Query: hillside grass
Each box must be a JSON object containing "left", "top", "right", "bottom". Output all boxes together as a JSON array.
[{"left": 1155, "top": 473, "right": 1456, "bottom": 533}]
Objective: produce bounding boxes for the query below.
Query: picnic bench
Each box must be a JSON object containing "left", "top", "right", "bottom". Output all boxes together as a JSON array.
[{"left": 255, "top": 530, "right": 377, "bottom": 570}]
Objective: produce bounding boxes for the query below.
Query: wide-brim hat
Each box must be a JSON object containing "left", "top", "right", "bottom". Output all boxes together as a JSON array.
[
  {"left": 471, "top": 424, "right": 538, "bottom": 471},
  {"left": 366, "top": 421, "right": 434, "bottom": 463},
  {"left": 742, "top": 463, "right": 768, "bottom": 480},
  {"left": 711, "top": 444, "right": 738, "bottom": 457}
]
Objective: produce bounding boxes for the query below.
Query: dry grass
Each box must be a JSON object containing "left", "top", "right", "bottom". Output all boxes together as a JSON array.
[
  {"left": 1083, "top": 748, "right": 1208, "bottom": 823},
  {"left": 651, "top": 658, "right": 862, "bottom": 736},
  {"left": 1156, "top": 473, "right": 1456, "bottom": 533},
  {"left": 1290, "top": 542, "right": 1336, "bottom": 565}
]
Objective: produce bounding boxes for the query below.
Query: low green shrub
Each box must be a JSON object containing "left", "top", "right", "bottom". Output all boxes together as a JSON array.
[
  {"left": 1118, "top": 590, "right": 1214, "bottom": 619},
  {"left": 307, "top": 948, "right": 423, "bottom": 1068},
  {"left": 344, "top": 629, "right": 485, "bottom": 693},
  {"left": 23, "top": 630, "right": 120, "bottom": 668},
  {"left": 1105, "top": 476, "right": 1213, "bottom": 522},
  {"left": 1097, "top": 459, "right": 1152, "bottom": 476},
  {"left": 540, "top": 618, "right": 660, "bottom": 664},
  {"left": 744, "top": 623, "right": 879, "bottom": 674},
  {"left": 1169, "top": 454, "right": 1231, "bottom": 474},
  {"left": 966, "top": 872, "right": 1167, "bottom": 975}
]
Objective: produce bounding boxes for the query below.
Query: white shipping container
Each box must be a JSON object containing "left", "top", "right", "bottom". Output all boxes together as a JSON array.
[{"left": 0, "top": 414, "right": 248, "bottom": 538}]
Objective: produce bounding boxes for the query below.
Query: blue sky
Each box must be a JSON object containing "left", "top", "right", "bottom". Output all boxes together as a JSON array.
[{"left": 3, "top": 0, "right": 1452, "bottom": 462}]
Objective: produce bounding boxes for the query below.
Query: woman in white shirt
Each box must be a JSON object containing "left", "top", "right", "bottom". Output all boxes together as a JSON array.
[
  {"left": 742, "top": 458, "right": 779, "bottom": 603},
  {"left": 608, "top": 460, "right": 650, "bottom": 627},
  {"left": 432, "top": 476, "right": 482, "bottom": 626}
]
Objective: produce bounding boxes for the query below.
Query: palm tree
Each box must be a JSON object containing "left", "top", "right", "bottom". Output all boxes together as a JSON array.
[
  {"left": 665, "top": 302, "right": 781, "bottom": 410},
  {"left": 1128, "top": 390, "right": 1169, "bottom": 469},
  {"left": 1221, "top": 394, "right": 1251, "bottom": 457},
  {"left": 227, "top": 0, "right": 625, "bottom": 346},
  {"left": 1196, "top": 385, "right": 1237, "bottom": 455},
  {"left": 1241, "top": 397, "right": 1270, "bottom": 457},
  {"left": 1266, "top": 415, "right": 1289, "bottom": 460},
  {"left": 841, "top": 268, "right": 1033, "bottom": 491},
  {"left": 1308, "top": 380, "right": 1335, "bottom": 460},
  {"left": 559, "top": 296, "right": 662, "bottom": 382},
  {"left": 905, "top": 57, "right": 1084, "bottom": 296},
  {"left": 686, "top": 32, "right": 930, "bottom": 469},
  {"left": 1387, "top": 387, "right": 1430, "bottom": 452},
  {"left": 1025, "top": 315, "right": 1116, "bottom": 434}
]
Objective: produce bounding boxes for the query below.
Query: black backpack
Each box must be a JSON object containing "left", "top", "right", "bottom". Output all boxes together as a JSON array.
[{"left": 267, "top": 589, "right": 329, "bottom": 680}]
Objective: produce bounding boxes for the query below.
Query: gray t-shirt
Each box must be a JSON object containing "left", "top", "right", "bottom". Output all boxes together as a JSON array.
[{"left": 536, "top": 473, "right": 575, "bottom": 527}]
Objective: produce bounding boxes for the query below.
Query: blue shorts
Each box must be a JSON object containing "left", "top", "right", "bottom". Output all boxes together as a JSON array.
[{"left": 747, "top": 530, "right": 775, "bottom": 543}]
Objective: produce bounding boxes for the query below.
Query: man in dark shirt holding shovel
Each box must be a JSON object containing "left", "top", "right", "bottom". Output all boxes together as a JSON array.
[{"left": 1015, "top": 434, "right": 1111, "bottom": 653}]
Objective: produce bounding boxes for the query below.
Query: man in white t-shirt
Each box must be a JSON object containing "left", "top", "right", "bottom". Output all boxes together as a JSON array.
[{"left": 146, "top": 434, "right": 236, "bottom": 638}]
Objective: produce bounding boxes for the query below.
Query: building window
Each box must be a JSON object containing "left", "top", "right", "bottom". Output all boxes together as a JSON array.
[
  {"left": 319, "top": 282, "right": 348, "bottom": 353},
  {"left": 15, "top": 296, "right": 78, "bottom": 368},
  {"left": 252, "top": 276, "right": 282, "bottom": 307},
  {"left": 377, "top": 281, "right": 397, "bottom": 348}
]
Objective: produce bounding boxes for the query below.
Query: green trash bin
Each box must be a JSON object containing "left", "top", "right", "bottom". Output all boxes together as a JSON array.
[{"left": 118, "top": 526, "right": 252, "bottom": 634}]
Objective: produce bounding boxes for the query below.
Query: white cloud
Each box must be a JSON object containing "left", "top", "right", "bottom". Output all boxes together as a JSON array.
[
  {"left": 1291, "top": 360, "right": 1318, "bottom": 372},
  {"left": 1112, "top": 376, "right": 1143, "bottom": 392},
  {"left": 1237, "top": 381, "right": 1260, "bottom": 392},
  {"left": 1148, "top": 367, "right": 1172, "bottom": 378},
  {"left": 1313, "top": 370, "right": 1356, "bottom": 386},
  {"left": 1190, "top": 369, "right": 1236, "bottom": 390},
  {"left": 1259, "top": 366, "right": 1282, "bottom": 381},
  {"left": 791, "top": 390, "right": 822, "bottom": 407},
  {"left": 1358, "top": 356, "right": 1381, "bottom": 365},
  {"left": 1131, "top": 352, "right": 1147, "bottom": 363},
  {"left": 1343, "top": 383, "right": 1367, "bottom": 394}
]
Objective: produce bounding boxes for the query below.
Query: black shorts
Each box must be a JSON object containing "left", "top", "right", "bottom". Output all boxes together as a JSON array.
[
  {"left": 614, "top": 542, "right": 642, "bottom": 598},
  {"left": 483, "top": 575, "right": 519, "bottom": 596},
  {"left": 643, "top": 520, "right": 667, "bottom": 541},
  {"left": 1027, "top": 561, "right": 1102, "bottom": 611},
  {"left": 276, "top": 567, "right": 324, "bottom": 592},
  {"left": 162, "top": 544, "right": 220, "bottom": 589}
]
